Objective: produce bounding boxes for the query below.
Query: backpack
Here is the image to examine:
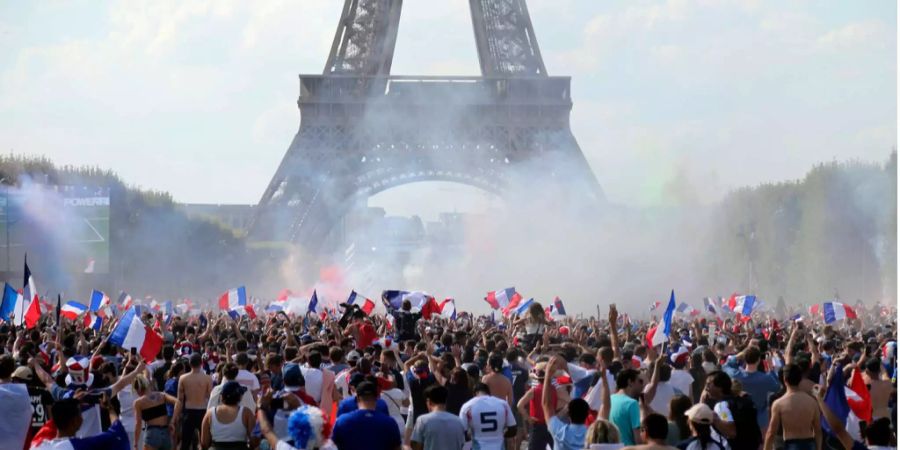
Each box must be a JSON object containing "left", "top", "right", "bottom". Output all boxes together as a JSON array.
[{"left": 724, "top": 395, "right": 761, "bottom": 450}]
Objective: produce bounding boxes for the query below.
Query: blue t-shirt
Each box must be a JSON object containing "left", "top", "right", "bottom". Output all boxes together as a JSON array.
[
  {"left": 548, "top": 415, "right": 587, "bottom": 450},
  {"left": 733, "top": 370, "right": 780, "bottom": 428},
  {"left": 610, "top": 393, "right": 641, "bottom": 446},
  {"left": 336, "top": 395, "right": 390, "bottom": 417},
  {"left": 332, "top": 408, "right": 402, "bottom": 450}
]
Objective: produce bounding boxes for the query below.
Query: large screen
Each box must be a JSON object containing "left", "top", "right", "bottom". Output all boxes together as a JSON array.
[{"left": 0, "top": 184, "right": 110, "bottom": 274}]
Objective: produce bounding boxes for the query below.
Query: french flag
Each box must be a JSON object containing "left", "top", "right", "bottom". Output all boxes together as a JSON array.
[
  {"left": 550, "top": 296, "right": 567, "bottom": 316},
  {"left": 809, "top": 303, "right": 820, "bottom": 316},
  {"left": 676, "top": 302, "right": 690, "bottom": 314},
  {"left": 646, "top": 290, "right": 676, "bottom": 348},
  {"left": 109, "top": 307, "right": 163, "bottom": 363},
  {"left": 20, "top": 259, "right": 42, "bottom": 329},
  {"left": 90, "top": 289, "right": 110, "bottom": 312},
  {"left": 117, "top": 291, "right": 133, "bottom": 310},
  {"left": 347, "top": 290, "right": 376, "bottom": 315},
  {"left": 0, "top": 282, "right": 22, "bottom": 323},
  {"left": 728, "top": 294, "right": 756, "bottom": 316},
  {"left": 703, "top": 297, "right": 718, "bottom": 315},
  {"left": 485, "top": 287, "right": 520, "bottom": 310},
  {"left": 438, "top": 298, "right": 456, "bottom": 320},
  {"left": 85, "top": 313, "right": 103, "bottom": 331},
  {"left": 61, "top": 301, "right": 88, "bottom": 320},
  {"left": 228, "top": 304, "right": 257, "bottom": 320},
  {"left": 218, "top": 286, "right": 247, "bottom": 310},
  {"left": 649, "top": 301, "right": 661, "bottom": 311},
  {"left": 512, "top": 298, "right": 534, "bottom": 316},
  {"left": 823, "top": 302, "right": 857, "bottom": 324}
]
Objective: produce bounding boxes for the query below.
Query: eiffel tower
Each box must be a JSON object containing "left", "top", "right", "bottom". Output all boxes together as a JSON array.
[{"left": 249, "top": 0, "right": 603, "bottom": 256}]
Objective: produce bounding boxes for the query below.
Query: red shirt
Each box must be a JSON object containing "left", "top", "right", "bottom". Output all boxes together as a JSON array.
[
  {"left": 529, "top": 384, "right": 557, "bottom": 425},
  {"left": 355, "top": 322, "right": 378, "bottom": 350}
]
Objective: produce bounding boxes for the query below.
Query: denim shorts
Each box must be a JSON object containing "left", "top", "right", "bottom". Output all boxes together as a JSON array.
[{"left": 145, "top": 425, "right": 172, "bottom": 450}]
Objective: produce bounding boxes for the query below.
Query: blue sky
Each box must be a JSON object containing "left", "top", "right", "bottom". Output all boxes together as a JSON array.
[{"left": 1, "top": 0, "right": 895, "bottom": 210}]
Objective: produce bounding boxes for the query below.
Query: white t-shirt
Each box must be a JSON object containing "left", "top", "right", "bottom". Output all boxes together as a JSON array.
[
  {"left": 381, "top": 388, "right": 407, "bottom": 433},
  {"left": 459, "top": 395, "right": 517, "bottom": 450},
  {"left": 669, "top": 369, "right": 694, "bottom": 398},
  {"left": 585, "top": 372, "right": 618, "bottom": 411},
  {"left": 645, "top": 381, "right": 676, "bottom": 417},
  {"left": 588, "top": 444, "right": 625, "bottom": 450},
  {"left": 235, "top": 369, "right": 260, "bottom": 392},
  {"left": 300, "top": 366, "right": 323, "bottom": 403}
]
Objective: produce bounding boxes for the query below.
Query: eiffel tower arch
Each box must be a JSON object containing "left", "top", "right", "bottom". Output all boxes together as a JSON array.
[{"left": 249, "top": 0, "right": 603, "bottom": 257}]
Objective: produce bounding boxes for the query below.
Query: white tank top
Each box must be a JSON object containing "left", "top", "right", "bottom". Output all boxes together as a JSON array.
[{"left": 211, "top": 406, "right": 247, "bottom": 442}]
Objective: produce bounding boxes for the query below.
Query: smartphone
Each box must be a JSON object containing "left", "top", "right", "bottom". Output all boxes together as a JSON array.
[{"left": 130, "top": 347, "right": 137, "bottom": 356}]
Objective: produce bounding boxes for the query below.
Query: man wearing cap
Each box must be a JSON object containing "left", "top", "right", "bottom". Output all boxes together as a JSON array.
[
  {"left": 13, "top": 364, "right": 54, "bottom": 439},
  {"left": 332, "top": 381, "right": 402, "bottom": 450}
]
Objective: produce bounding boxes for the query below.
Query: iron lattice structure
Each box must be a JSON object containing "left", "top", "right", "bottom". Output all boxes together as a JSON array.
[{"left": 250, "top": 0, "right": 603, "bottom": 254}]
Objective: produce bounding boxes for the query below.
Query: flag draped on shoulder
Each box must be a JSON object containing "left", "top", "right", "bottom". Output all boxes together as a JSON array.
[
  {"left": 647, "top": 290, "right": 676, "bottom": 348},
  {"left": 218, "top": 286, "right": 247, "bottom": 310},
  {"left": 108, "top": 307, "right": 163, "bottom": 363}
]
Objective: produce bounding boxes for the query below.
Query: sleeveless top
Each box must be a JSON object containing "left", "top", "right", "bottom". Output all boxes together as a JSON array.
[
  {"left": 211, "top": 406, "right": 247, "bottom": 442},
  {"left": 529, "top": 384, "right": 557, "bottom": 425},
  {"left": 525, "top": 322, "right": 545, "bottom": 335}
]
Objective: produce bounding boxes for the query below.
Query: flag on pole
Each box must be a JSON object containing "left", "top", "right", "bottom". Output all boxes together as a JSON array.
[
  {"left": 22, "top": 258, "right": 41, "bottom": 329},
  {"left": 647, "top": 290, "right": 676, "bottom": 347},
  {"left": 117, "top": 291, "right": 133, "bottom": 310},
  {"left": 60, "top": 301, "right": 88, "bottom": 320},
  {"left": 512, "top": 298, "right": 535, "bottom": 316},
  {"left": 550, "top": 297, "right": 567, "bottom": 316},
  {"left": 649, "top": 301, "right": 662, "bottom": 311},
  {"left": 55, "top": 294, "right": 61, "bottom": 325},
  {"left": 823, "top": 302, "right": 857, "bottom": 324},
  {"left": 89, "top": 290, "right": 110, "bottom": 312},
  {"left": 438, "top": 298, "right": 456, "bottom": 320},
  {"left": 218, "top": 286, "right": 247, "bottom": 310},
  {"left": 0, "top": 283, "right": 21, "bottom": 323},
  {"left": 228, "top": 304, "right": 257, "bottom": 320},
  {"left": 485, "top": 287, "right": 520, "bottom": 310},
  {"left": 347, "top": 291, "right": 376, "bottom": 315},
  {"left": 108, "top": 307, "right": 163, "bottom": 363},
  {"left": 728, "top": 294, "right": 756, "bottom": 317},
  {"left": 808, "top": 303, "right": 820, "bottom": 316},
  {"left": 703, "top": 297, "right": 718, "bottom": 315},
  {"left": 86, "top": 313, "right": 103, "bottom": 331}
]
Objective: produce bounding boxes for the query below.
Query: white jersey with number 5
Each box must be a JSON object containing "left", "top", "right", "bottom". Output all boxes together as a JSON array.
[{"left": 459, "top": 395, "right": 517, "bottom": 450}]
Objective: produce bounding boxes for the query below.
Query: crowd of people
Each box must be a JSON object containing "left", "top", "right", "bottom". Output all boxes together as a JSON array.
[{"left": 0, "top": 294, "right": 895, "bottom": 450}]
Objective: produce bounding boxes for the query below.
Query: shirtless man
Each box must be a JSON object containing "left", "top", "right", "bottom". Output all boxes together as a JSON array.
[
  {"left": 482, "top": 354, "right": 513, "bottom": 407},
  {"left": 863, "top": 357, "right": 894, "bottom": 420},
  {"left": 764, "top": 363, "right": 821, "bottom": 450},
  {"left": 174, "top": 353, "right": 212, "bottom": 450}
]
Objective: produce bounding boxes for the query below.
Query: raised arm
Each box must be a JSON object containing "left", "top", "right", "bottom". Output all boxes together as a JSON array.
[
  {"left": 598, "top": 363, "right": 612, "bottom": 420},
  {"left": 541, "top": 357, "right": 561, "bottom": 424},
  {"left": 608, "top": 305, "right": 622, "bottom": 362}
]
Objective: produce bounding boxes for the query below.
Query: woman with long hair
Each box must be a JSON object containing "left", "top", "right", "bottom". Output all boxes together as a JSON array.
[
  {"left": 667, "top": 394, "right": 693, "bottom": 445},
  {"left": 133, "top": 374, "right": 179, "bottom": 450},
  {"left": 584, "top": 419, "right": 622, "bottom": 450},
  {"left": 680, "top": 403, "right": 729, "bottom": 450},
  {"left": 513, "top": 302, "right": 548, "bottom": 351},
  {"left": 444, "top": 367, "right": 472, "bottom": 415}
]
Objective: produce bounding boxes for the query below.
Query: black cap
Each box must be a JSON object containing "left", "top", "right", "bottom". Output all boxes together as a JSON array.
[{"left": 221, "top": 381, "right": 247, "bottom": 401}]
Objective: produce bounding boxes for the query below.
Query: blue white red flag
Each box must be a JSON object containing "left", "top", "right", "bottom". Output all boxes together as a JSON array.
[
  {"left": 728, "top": 294, "right": 756, "bottom": 316},
  {"left": 61, "top": 301, "right": 88, "bottom": 320},
  {"left": 21, "top": 259, "right": 41, "bottom": 329},
  {"left": 108, "top": 307, "right": 163, "bottom": 363},
  {"left": 550, "top": 297, "right": 567, "bottom": 316},
  {"left": 0, "top": 283, "right": 21, "bottom": 323},
  {"left": 90, "top": 290, "right": 110, "bottom": 312},
  {"left": 512, "top": 298, "right": 534, "bottom": 316},
  {"left": 649, "top": 301, "right": 661, "bottom": 311},
  {"left": 218, "top": 286, "right": 247, "bottom": 310},
  {"left": 117, "top": 291, "right": 133, "bottom": 310},
  {"left": 647, "top": 290, "right": 676, "bottom": 348},
  {"left": 823, "top": 302, "right": 857, "bottom": 324},
  {"left": 703, "top": 297, "right": 718, "bottom": 315},
  {"left": 438, "top": 298, "right": 456, "bottom": 320},
  {"left": 485, "top": 287, "right": 519, "bottom": 310}
]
